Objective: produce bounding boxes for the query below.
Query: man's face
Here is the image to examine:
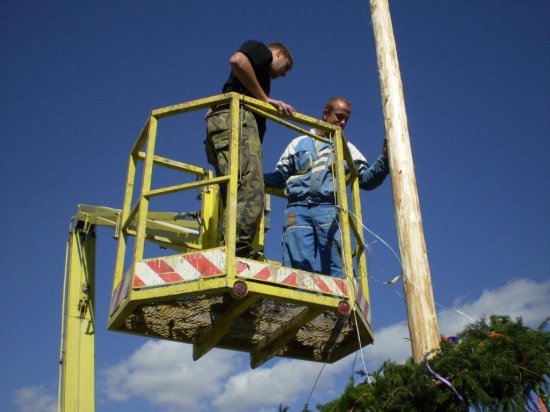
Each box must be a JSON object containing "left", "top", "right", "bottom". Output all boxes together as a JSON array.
[
  {"left": 323, "top": 100, "right": 351, "bottom": 129},
  {"left": 270, "top": 51, "right": 291, "bottom": 79}
]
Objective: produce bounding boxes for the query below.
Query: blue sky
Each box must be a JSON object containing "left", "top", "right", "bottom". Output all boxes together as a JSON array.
[{"left": 1, "top": 1, "right": 549, "bottom": 411}]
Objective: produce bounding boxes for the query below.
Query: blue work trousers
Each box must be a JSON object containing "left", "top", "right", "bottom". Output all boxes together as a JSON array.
[{"left": 282, "top": 204, "right": 343, "bottom": 278}]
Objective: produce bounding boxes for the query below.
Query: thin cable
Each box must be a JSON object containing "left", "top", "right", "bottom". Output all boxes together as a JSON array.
[
  {"left": 342, "top": 206, "right": 401, "bottom": 264},
  {"left": 351, "top": 350, "right": 359, "bottom": 381},
  {"left": 346, "top": 207, "right": 478, "bottom": 324},
  {"left": 312, "top": 198, "right": 478, "bottom": 328},
  {"left": 352, "top": 308, "right": 369, "bottom": 382},
  {"left": 363, "top": 239, "right": 394, "bottom": 282},
  {"left": 299, "top": 138, "right": 476, "bottom": 403},
  {"left": 327, "top": 210, "right": 373, "bottom": 384},
  {"left": 304, "top": 314, "right": 350, "bottom": 408},
  {"left": 57, "top": 227, "right": 72, "bottom": 411},
  {"left": 330, "top": 210, "right": 373, "bottom": 385},
  {"left": 304, "top": 363, "right": 327, "bottom": 410}
]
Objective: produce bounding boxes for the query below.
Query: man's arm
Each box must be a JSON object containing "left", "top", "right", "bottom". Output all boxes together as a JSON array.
[
  {"left": 264, "top": 142, "right": 296, "bottom": 188},
  {"left": 229, "top": 52, "right": 294, "bottom": 116},
  {"left": 348, "top": 141, "right": 389, "bottom": 191},
  {"left": 264, "top": 169, "right": 287, "bottom": 188},
  {"left": 356, "top": 155, "right": 389, "bottom": 190},
  {"left": 229, "top": 52, "right": 268, "bottom": 101}
]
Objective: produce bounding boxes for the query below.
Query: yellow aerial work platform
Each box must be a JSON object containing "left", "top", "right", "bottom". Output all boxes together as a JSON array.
[
  {"left": 109, "top": 92, "right": 375, "bottom": 366},
  {"left": 60, "top": 92, "right": 374, "bottom": 410}
]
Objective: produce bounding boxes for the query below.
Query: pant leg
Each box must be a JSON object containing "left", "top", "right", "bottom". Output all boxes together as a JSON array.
[
  {"left": 205, "top": 109, "right": 230, "bottom": 245},
  {"left": 282, "top": 205, "right": 316, "bottom": 272},
  {"left": 314, "top": 205, "right": 344, "bottom": 278},
  {"left": 235, "top": 109, "right": 264, "bottom": 257},
  {"left": 205, "top": 108, "right": 231, "bottom": 197},
  {"left": 205, "top": 108, "right": 264, "bottom": 257}
]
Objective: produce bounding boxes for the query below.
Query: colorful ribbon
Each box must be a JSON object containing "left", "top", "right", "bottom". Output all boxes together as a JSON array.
[
  {"left": 424, "top": 356, "right": 464, "bottom": 402},
  {"left": 525, "top": 390, "right": 549, "bottom": 412}
]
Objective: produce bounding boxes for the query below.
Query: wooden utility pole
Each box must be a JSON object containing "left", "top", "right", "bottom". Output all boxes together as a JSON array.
[{"left": 369, "top": 0, "right": 440, "bottom": 363}]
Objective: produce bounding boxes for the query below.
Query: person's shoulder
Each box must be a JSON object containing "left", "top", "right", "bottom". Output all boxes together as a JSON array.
[
  {"left": 346, "top": 140, "right": 368, "bottom": 162},
  {"left": 239, "top": 39, "right": 267, "bottom": 52},
  {"left": 282, "top": 135, "right": 311, "bottom": 154},
  {"left": 237, "top": 40, "right": 271, "bottom": 65},
  {"left": 346, "top": 140, "right": 360, "bottom": 152},
  {"left": 292, "top": 134, "right": 314, "bottom": 147}
]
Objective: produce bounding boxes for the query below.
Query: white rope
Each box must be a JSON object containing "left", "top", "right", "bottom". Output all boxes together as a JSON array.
[{"left": 345, "top": 207, "right": 477, "bottom": 323}]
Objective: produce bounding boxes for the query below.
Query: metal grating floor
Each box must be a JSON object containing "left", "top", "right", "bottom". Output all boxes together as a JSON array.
[{"left": 115, "top": 293, "right": 363, "bottom": 364}]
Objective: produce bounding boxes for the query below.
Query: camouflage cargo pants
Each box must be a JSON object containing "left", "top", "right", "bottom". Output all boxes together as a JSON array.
[{"left": 205, "top": 107, "right": 264, "bottom": 258}]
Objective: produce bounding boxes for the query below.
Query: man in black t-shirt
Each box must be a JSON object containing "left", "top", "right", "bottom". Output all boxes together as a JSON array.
[{"left": 205, "top": 40, "right": 294, "bottom": 259}]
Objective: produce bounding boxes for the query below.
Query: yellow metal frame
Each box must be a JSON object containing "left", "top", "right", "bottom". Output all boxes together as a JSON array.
[
  {"left": 107, "top": 91, "right": 373, "bottom": 338},
  {"left": 59, "top": 92, "right": 375, "bottom": 410},
  {"left": 58, "top": 223, "right": 96, "bottom": 411}
]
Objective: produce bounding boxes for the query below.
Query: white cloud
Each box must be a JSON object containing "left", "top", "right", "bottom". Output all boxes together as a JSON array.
[
  {"left": 212, "top": 357, "right": 350, "bottom": 412},
  {"left": 102, "top": 341, "right": 351, "bottom": 412},
  {"left": 437, "top": 278, "right": 550, "bottom": 336},
  {"left": 361, "top": 321, "right": 412, "bottom": 368},
  {"left": 13, "top": 385, "right": 56, "bottom": 412},
  {"left": 102, "top": 340, "right": 241, "bottom": 412},
  {"left": 359, "top": 278, "right": 550, "bottom": 370},
  {"left": 98, "top": 278, "right": 550, "bottom": 411}
]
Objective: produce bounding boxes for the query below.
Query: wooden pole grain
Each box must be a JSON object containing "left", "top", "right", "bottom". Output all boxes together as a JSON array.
[{"left": 370, "top": 0, "right": 440, "bottom": 362}]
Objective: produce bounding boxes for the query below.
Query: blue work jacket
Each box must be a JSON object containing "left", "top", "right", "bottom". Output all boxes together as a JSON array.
[{"left": 264, "top": 134, "right": 389, "bottom": 206}]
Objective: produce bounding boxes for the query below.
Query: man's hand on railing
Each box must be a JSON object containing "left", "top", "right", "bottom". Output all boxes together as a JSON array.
[{"left": 266, "top": 97, "right": 295, "bottom": 117}]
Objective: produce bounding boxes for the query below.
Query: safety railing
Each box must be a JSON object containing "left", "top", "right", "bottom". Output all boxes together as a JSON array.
[{"left": 111, "top": 92, "right": 371, "bottom": 308}]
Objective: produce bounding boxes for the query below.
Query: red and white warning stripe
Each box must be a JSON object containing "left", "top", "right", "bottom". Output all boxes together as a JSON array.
[
  {"left": 133, "top": 249, "right": 225, "bottom": 288},
  {"left": 110, "top": 269, "right": 131, "bottom": 315},
  {"left": 355, "top": 281, "right": 372, "bottom": 326},
  {"left": 129, "top": 247, "right": 351, "bottom": 298},
  {"left": 236, "top": 259, "right": 348, "bottom": 297}
]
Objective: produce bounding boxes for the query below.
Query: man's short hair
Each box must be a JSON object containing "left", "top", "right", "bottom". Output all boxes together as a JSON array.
[
  {"left": 268, "top": 42, "right": 293, "bottom": 70},
  {"left": 324, "top": 97, "right": 352, "bottom": 112}
]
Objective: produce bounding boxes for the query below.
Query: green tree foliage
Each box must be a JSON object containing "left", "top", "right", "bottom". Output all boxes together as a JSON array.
[{"left": 318, "top": 316, "right": 549, "bottom": 411}]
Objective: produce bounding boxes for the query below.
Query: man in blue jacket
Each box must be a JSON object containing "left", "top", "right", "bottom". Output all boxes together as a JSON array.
[{"left": 264, "top": 97, "right": 388, "bottom": 277}]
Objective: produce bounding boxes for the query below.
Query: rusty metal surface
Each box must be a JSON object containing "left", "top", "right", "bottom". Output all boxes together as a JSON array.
[{"left": 115, "top": 293, "right": 361, "bottom": 363}]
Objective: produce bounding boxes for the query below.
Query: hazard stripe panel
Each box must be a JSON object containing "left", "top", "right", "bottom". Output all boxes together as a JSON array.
[
  {"left": 145, "top": 260, "right": 184, "bottom": 283},
  {"left": 111, "top": 253, "right": 368, "bottom": 319},
  {"left": 237, "top": 259, "right": 349, "bottom": 297},
  {"left": 355, "top": 281, "right": 372, "bottom": 326},
  {"left": 130, "top": 248, "right": 350, "bottom": 298},
  {"left": 133, "top": 249, "right": 225, "bottom": 288},
  {"left": 110, "top": 269, "right": 131, "bottom": 315}
]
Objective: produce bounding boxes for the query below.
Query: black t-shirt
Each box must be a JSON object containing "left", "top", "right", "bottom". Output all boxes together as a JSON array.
[{"left": 222, "top": 40, "right": 272, "bottom": 139}]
